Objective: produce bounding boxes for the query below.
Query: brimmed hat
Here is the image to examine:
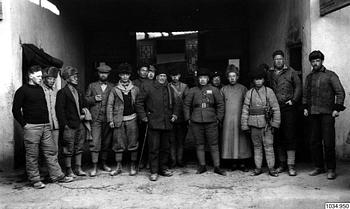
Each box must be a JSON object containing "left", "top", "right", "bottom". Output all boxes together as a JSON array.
[
  {"left": 117, "top": 63, "right": 132, "bottom": 74},
  {"left": 97, "top": 62, "right": 111, "bottom": 73},
  {"left": 42, "top": 66, "right": 59, "bottom": 78},
  {"left": 197, "top": 68, "right": 211, "bottom": 77},
  {"left": 61, "top": 66, "right": 78, "bottom": 80}
]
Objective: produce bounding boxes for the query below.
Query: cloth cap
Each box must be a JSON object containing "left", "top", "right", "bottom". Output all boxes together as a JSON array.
[
  {"left": 61, "top": 66, "right": 78, "bottom": 80},
  {"left": 117, "top": 63, "right": 132, "bottom": 74},
  {"left": 97, "top": 62, "right": 111, "bottom": 73}
]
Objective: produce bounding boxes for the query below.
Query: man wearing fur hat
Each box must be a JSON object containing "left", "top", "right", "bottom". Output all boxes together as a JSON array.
[
  {"left": 107, "top": 63, "right": 139, "bottom": 176},
  {"left": 85, "top": 62, "right": 114, "bottom": 176},
  {"left": 56, "top": 66, "right": 87, "bottom": 177},
  {"left": 13, "top": 65, "right": 73, "bottom": 189},
  {"left": 183, "top": 68, "right": 226, "bottom": 176},
  {"left": 135, "top": 66, "right": 180, "bottom": 181},
  {"left": 41, "top": 66, "right": 60, "bottom": 149},
  {"left": 267, "top": 50, "right": 301, "bottom": 176},
  {"left": 303, "top": 50, "right": 345, "bottom": 180},
  {"left": 241, "top": 66, "right": 280, "bottom": 177}
]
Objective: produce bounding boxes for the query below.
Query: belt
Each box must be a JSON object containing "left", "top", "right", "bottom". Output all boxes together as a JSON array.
[
  {"left": 248, "top": 107, "right": 266, "bottom": 115},
  {"left": 194, "top": 104, "right": 214, "bottom": 108}
]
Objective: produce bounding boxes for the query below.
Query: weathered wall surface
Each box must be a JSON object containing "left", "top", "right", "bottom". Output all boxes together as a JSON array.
[
  {"left": 310, "top": 0, "right": 350, "bottom": 159},
  {"left": 0, "top": 0, "right": 85, "bottom": 168},
  {"left": 248, "top": 0, "right": 310, "bottom": 72}
]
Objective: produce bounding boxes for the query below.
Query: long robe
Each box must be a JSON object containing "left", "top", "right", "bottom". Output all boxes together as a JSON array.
[{"left": 221, "top": 83, "right": 252, "bottom": 159}]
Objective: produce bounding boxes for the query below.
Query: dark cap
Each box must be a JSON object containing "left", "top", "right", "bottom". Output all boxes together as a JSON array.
[
  {"left": 250, "top": 65, "right": 267, "bottom": 80},
  {"left": 197, "top": 68, "right": 211, "bottom": 77},
  {"left": 272, "top": 50, "right": 285, "bottom": 58},
  {"left": 117, "top": 63, "right": 132, "bottom": 74}
]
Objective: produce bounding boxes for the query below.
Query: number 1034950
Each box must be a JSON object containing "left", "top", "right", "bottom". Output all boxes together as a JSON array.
[{"left": 325, "top": 203, "right": 350, "bottom": 209}]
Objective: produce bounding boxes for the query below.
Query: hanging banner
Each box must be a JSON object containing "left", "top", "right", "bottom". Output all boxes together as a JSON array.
[{"left": 320, "top": 0, "right": 350, "bottom": 16}]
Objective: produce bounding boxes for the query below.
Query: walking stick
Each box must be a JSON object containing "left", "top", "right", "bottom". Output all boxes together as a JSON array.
[{"left": 138, "top": 123, "right": 148, "bottom": 172}]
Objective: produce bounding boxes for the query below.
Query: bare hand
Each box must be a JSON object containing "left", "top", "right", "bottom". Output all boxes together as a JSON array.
[
  {"left": 332, "top": 110, "right": 339, "bottom": 117},
  {"left": 80, "top": 115, "right": 85, "bottom": 120},
  {"left": 109, "top": 122, "right": 115, "bottom": 128},
  {"left": 95, "top": 95, "right": 102, "bottom": 102},
  {"left": 142, "top": 117, "right": 148, "bottom": 123},
  {"left": 285, "top": 100, "right": 293, "bottom": 106},
  {"left": 170, "top": 115, "right": 177, "bottom": 122},
  {"left": 304, "top": 109, "right": 308, "bottom": 117}
]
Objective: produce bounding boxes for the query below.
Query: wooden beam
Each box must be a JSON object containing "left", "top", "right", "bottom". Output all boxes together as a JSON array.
[{"left": 320, "top": 0, "right": 350, "bottom": 16}]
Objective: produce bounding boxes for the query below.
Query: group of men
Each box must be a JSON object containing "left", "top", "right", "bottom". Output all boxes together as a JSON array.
[{"left": 12, "top": 49, "right": 345, "bottom": 188}]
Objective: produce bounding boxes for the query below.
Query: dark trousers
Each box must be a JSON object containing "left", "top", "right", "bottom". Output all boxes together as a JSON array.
[
  {"left": 170, "top": 123, "right": 187, "bottom": 164},
  {"left": 275, "top": 106, "right": 297, "bottom": 164},
  {"left": 148, "top": 129, "right": 171, "bottom": 174},
  {"left": 309, "top": 114, "right": 336, "bottom": 170},
  {"left": 90, "top": 120, "right": 112, "bottom": 163},
  {"left": 61, "top": 123, "right": 84, "bottom": 157},
  {"left": 191, "top": 122, "right": 220, "bottom": 167},
  {"left": 138, "top": 121, "right": 148, "bottom": 165}
]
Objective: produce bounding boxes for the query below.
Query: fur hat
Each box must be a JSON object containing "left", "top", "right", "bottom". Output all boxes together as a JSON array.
[
  {"left": 61, "top": 66, "right": 78, "bottom": 80},
  {"left": 42, "top": 66, "right": 59, "bottom": 78},
  {"left": 96, "top": 62, "right": 111, "bottom": 73},
  {"left": 197, "top": 68, "right": 211, "bottom": 77},
  {"left": 250, "top": 65, "right": 267, "bottom": 80},
  {"left": 155, "top": 65, "right": 168, "bottom": 76}
]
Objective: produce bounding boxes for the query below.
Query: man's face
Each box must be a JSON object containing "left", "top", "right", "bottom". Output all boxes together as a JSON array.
[
  {"left": 199, "top": 76, "right": 209, "bottom": 86},
  {"left": 148, "top": 71, "right": 155, "bottom": 80},
  {"left": 43, "top": 77, "right": 56, "bottom": 88},
  {"left": 156, "top": 74, "right": 167, "bottom": 84},
  {"left": 228, "top": 72, "right": 238, "bottom": 85},
  {"left": 171, "top": 74, "right": 181, "bottom": 83},
  {"left": 273, "top": 55, "right": 285, "bottom": 69},
  {"left": 119, "top": 73, "right": 131, "bottom": 83},
  {"left": 98, "top": 72, "right": 109, "bottom": 81},
  {"left": 29, "top": 71, "right": 42, "bottom": 85},
  {"left": 310, "top": 58, "right": 323, "bottom": 71},
  {"left": 139, "top": 67, "right": 149, "bottom": 78},
  {"left": 67, "top": 74, "right": 79, "bottom": 86},
  {"left": 253, "top": 78, "right": 264, "bottom": 88},
  {"left": 212, "top": 76, "right": 221, "bottom": 87}
]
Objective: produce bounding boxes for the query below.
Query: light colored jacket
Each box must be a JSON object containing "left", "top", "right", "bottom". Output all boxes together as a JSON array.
[
  {"left": 41, "top": 84, "right": 59, "bottom": 130},
  {"left": 107, "top": 82, "right": 139, "bottom": 128},
  {"left": 241, "top": 86, "right": 280, "bottom": 130}
]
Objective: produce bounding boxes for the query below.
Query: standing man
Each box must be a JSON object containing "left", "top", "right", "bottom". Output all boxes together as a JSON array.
[
  {"left": 56, "top": 66, "right": 87, "bottom": 177},
  {"left": 267, "top": 50, "right": 301, "bottom": 176},
  {"left": 41, "top": 67, "right": 60, "bottom": 150},
  {"left": 169, "top": 67, "right": 189, "bottom": 168},
  {"left": 184, "top": 68, "right": 226, "bottom": 176},
  {"left": 211, "top": 71, "right": 223, "bottom": 89},
  {"left": 133, "top": 63, "right": 149, "bottom": 88},
  {"left": 241, "top": 67, "right": 281, "bottom": 177},
  {"left": 303, "top": 50, "right": 345, "bottom": 180},
  {"left": 85, "top": 62, "right": 114, "bottom": 176},
  {"left": 135, "top": 66, "right": 179, "bottom": 181},
  {"left": 12, "top": 65, "right": 73, "bottom": 189},
  {"left": 107, "top": 63, "right": 139, "bottom": 176},
  {"left": 221, "top": 65, "right": 251, "bottom": 171},
  {"left": 133, "top": 63, "right": 150, "bottom": 169}
]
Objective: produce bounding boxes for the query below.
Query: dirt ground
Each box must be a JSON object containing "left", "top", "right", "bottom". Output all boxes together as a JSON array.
[{"left": 0, "top": 162, "right": 350, "bottom": 209}]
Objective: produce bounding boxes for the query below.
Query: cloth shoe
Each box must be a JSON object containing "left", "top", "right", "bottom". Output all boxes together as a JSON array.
[
  {"left": 309, "top": 168, "right": 325, "bottom": 176},
  {"left": 196, "top": 165, "right": 207, "bottom": 174}
]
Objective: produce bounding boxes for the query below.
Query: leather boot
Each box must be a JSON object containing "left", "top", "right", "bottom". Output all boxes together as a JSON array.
[
  {"left": 214, "top": 167, "right": 226, "bottom": 176},
  {"left": 327, "top": 169, "right": 336, "bottom": 180},
  {"left": 66, "top": 167, "right": 76, "bottom": 178},
  {"left": 74, "top": 154, "right": 87, "bottom": 176},
  {"left": 196, "top": 165, "right": 207, "bottom": 174}
]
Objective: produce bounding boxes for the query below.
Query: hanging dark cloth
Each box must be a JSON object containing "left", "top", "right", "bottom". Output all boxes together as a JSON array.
[{"left": 22, "top": 44, "right": 63, "bottom": 68}]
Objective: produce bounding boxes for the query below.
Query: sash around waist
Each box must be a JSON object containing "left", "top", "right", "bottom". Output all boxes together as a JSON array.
[{"left": 248, "top": 107, "right": 267, "bottom": 115}]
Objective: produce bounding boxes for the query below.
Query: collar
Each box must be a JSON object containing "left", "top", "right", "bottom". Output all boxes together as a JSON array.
[
  {"left": 272, "top": 64, "right": 288, "bottom": 72},
  {"left": 312, "top": 66, "right": 326, "bottom": 73},
  {"left": 98, "top": 80, "right": 108, "bottom": 85}
]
